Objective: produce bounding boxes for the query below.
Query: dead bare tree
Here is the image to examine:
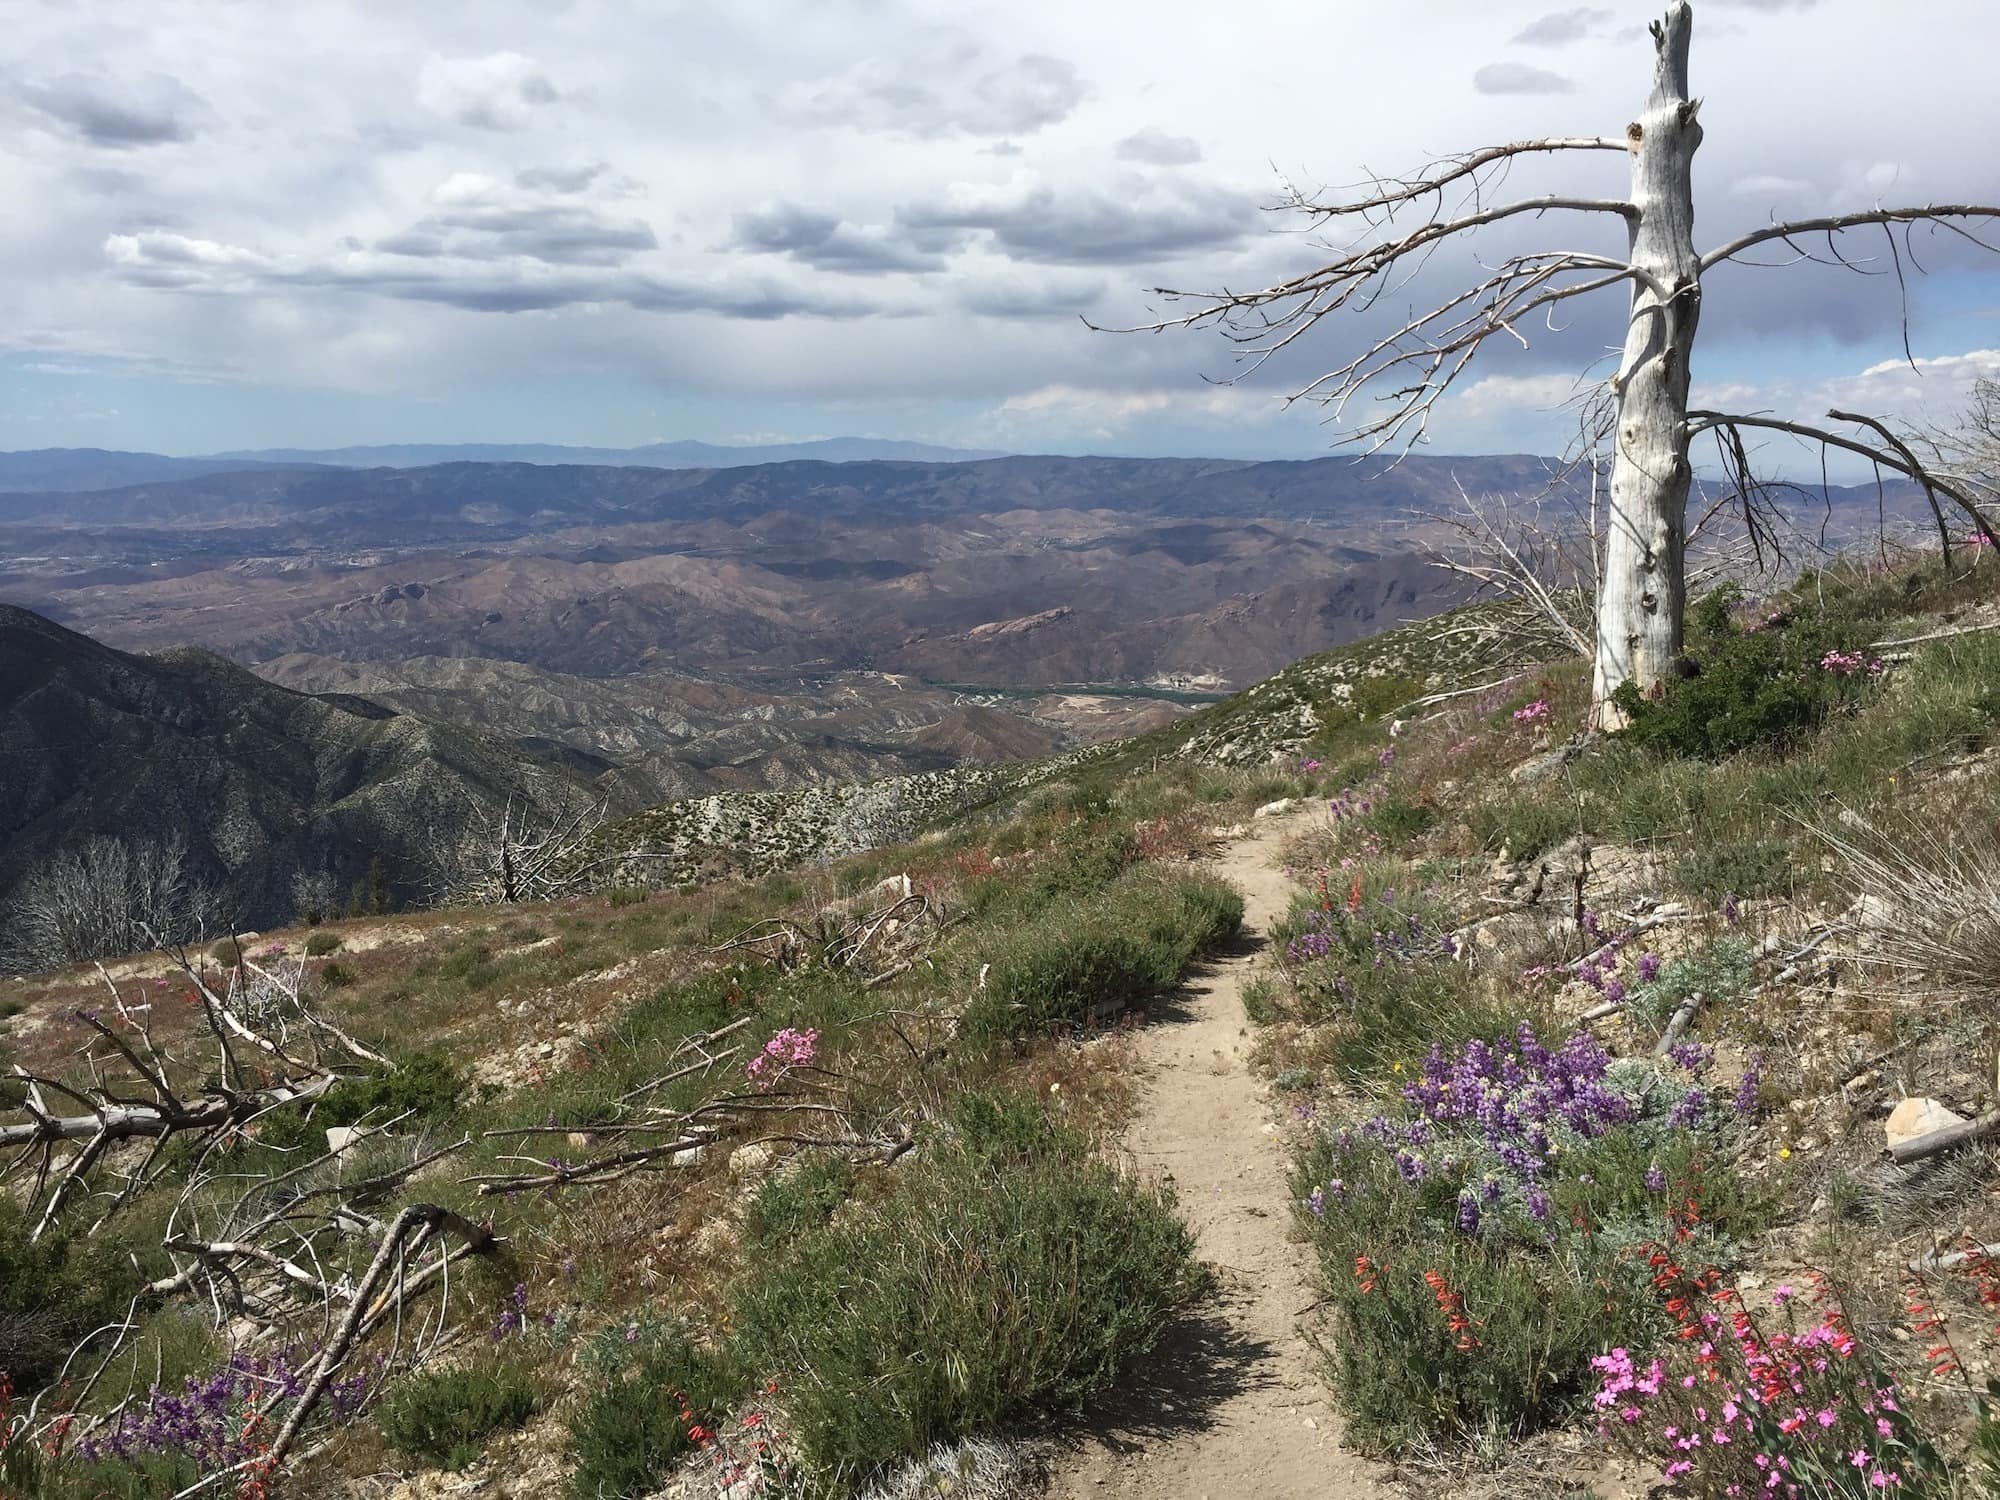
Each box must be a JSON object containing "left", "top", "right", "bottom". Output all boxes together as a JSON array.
[
  {"left": 1, "top": 952, "right": 490, "bottom": 1482},
  {"left": 1112, "top": 2, "right": 2000, "bottom": 726},
  {"left": 422, "top": 788, "right": 608, "bottom": 905},
  {"left": 1424, "top": 474, "right": 1597, "bottom": 660},
  {"left": 3, "top": 832, "right": 223, "bottom": 974}
]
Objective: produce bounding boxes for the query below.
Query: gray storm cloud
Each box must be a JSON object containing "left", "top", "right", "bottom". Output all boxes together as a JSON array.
[{"left": 0, "top": 0, "right": 1991, "bottom": 459}]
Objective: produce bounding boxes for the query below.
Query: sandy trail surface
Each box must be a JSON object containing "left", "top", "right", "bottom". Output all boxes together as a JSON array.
[{"left": 1044, "top": 813, "right": 1394, "bottom": 1500}]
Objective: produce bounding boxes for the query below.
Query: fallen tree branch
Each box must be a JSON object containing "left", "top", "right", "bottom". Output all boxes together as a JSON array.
[{"left": 1887, "top": 1109, "right": 2000, "bottom": 1166}]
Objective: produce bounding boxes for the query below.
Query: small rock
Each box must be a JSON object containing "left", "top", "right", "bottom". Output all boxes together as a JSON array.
[
  {"left": 729, "top": 1142, "right": 774, "bottom": 1175},
  {"left": 671, "top": 1144, "right": 708, "bottom": 1168},
  {"left": 567, "top": 1131, "right": 590, "bottom": 1150},
  {"left": 325, "top": 1125, "right": 369, "bottom": 1154},
  {"left": 535, "top": 1041, "right": 557, "bottom": 1059},
  {"left": 1253, "top": 798, "right": 1296, "bottom": 819},
  {"left": 1885, "top": 1096, "right": 1968, "bottom": 1151}
]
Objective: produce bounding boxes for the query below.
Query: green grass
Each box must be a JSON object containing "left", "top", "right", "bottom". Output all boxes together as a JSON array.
[
  {"left": 376, "top": 1357, "right": 543, "bottom": 1470},
  {"left": 728, "top": 1140, "right": 1203, "bottom": 1490},
  {"left": 565, "top": 1324, "right": 744, "bottom": 1500},
  {"left": 965, "top": 868, "right": 1243, "bottom": 1038}
]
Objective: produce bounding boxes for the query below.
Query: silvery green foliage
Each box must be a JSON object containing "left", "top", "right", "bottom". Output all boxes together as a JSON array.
[{"left": 856, "top": 1438, "right": 1030, "bottom": 1500}]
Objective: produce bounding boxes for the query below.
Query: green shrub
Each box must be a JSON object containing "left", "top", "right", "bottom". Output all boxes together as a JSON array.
[
  {"left": 318, "top": 960, "right": 355, "bottom": 988},
  {"left": 1625, "top": 937, "right": 1754, "bottom": 1038},
  {"left": 948, "top": 1087, "right": 1088, "bottom": 1165},
  {"left": 1671, "top": 839, "right": 1794, "bottom": 903},
  {"left": 1314, "top": 962, "right": 1522, "bottom": 1083},
  {"left": 303, "top": 930, "right": 342, "bottom": 957},
  {"left": 317, "top": 1050, "right": 462, "bottom": 1130},
  {"left": 610, "top": 966, "right": 757, "bottom": 1055},
  {"left": 1307, "top": 673, "right": 1425, "bottom": 761},
  {"left": 729, "top": 1147, "right": 1203, "bottom": 1488},
  {"left": 0, "top": 1200, "right": 150, "bottom": 1393},
  {"left": 743, "top": 1154, "right": 855, "bottom": 1247},
  {"left": 1468, "top": 796, "right": 1576, "bottom": 862},
  {"left": 1612, "top": 587, "right": 1881, "bottom": 759},
  {"left": 377, "top": 1358, "right": 542, "bottom": 1470},
  {"left": 605, "top": 885, "right": 649, "bottom": 907},
  {"left": 1366, "top": 794, "right": 1435, "bottom": 844},
  {"left": 566, "top": 1325, "right": 743, "bottom": 1500},
  {"left": 435, "top": 941, "right": 497, "bottom": 988},
  {"left": 966, "top": 870, "right": 1242, "bottom": 1038},
  {"left": 964, "top": 824, "right": 1135, "bottom": 922},
  {"left": 1293, "top": 1029, "right": 1758, "bottom": 1454}
]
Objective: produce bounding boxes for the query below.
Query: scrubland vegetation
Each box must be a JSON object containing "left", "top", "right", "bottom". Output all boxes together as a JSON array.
[
  {"left": 11, "top": 546, "right": 2000, "bottom": 1497},
  {"left": 0, "top": 753, "right": 1267, "bottom": 1499},
  {"left": 1255, "top": 553, "right": 2000, "bottom": 1493}
]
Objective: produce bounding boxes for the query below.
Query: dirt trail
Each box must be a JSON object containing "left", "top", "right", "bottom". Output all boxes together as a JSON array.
[{"left": 1046, "top": 812, "right": 1394, "bottom": 1500}]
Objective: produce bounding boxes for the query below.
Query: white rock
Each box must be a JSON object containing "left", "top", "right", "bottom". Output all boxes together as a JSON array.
[
  {"left": 671, "top": 1144, "right": 709, "bottom": 1168},
  {"left": 729, "top": 1142, "right": 774, "bottom": 1175},
  {"left": 1885, "top": 1097, "right": 1967, "bottom": 1150},
  {"left": 1253, "top": 798, "right": 1296, "bottom": 819},
  {"left": 872, "top": 873, "right": 914, "bottom": 900},
  {"left": 325, "top": 1126, "right": 370, "bottom": 1154}
]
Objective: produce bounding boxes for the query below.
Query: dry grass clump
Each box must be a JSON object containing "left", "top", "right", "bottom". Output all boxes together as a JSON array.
[{"left": 1820, "top": 806, "right": 2000, "bottom": 1013}]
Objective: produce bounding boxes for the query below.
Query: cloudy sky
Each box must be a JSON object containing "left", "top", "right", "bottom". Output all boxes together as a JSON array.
[{"left": 4, "top": 0, "right": 1998, "bottom": 465}]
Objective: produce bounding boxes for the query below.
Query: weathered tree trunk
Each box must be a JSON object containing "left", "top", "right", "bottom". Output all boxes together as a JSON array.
[{"left": 1592, "top": 3, "right": 1703, "bottom": 726}]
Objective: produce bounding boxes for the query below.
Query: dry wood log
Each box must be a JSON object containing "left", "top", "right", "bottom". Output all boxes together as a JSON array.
[{"left": 1887, "top": 1109, "right": 2000, "bottom": 1166}]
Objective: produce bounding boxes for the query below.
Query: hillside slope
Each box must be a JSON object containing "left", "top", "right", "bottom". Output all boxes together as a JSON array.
[{"left": 0, "top": 605, "right": 593, "bottom": 928}]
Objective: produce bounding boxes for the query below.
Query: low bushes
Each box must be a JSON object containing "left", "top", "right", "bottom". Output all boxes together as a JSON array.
[
  {"left": 1611, "top": 586, "right": 1885, "bottom": 759},
  {"left": 1292, "top": 1025, "right": 1759, "bottom": 1454},
  {"left": 965, "top": 869, "right": 1243, "bottom": 1038},
  {"left": 1275, "top": 876, "right": 1519, "bottom": 1079},
  {"left": 728, "top": 1141, "right": 1203, "bottom": 1489},
  {"left": 0, "top": 1201, "right": 151, "bottom": 1392},
  {"left": 376, "top": 1358, "right": 542, "bottom": 1470},
  {"left": 565, "top": 1321, "right": 744, "bottom": 1500}
]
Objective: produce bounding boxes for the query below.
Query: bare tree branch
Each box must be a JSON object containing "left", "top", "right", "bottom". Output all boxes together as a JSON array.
[
  {"left": 1700, "top": 205, "right": 2000, "bottom": 273},
  {"left": 1686, "top": 408, "right": 2000, "bottom": 547}
]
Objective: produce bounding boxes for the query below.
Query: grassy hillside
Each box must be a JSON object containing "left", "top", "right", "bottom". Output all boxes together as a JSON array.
[
  {"left": 1250, "top": 554, "right": 2000, "bottom": 1492},
  {"left": 9, "top": 551, "right": 2000, "bottom": 1497}
]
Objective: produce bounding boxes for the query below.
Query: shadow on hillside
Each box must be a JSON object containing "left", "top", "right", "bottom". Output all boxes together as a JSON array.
[{"left": 1050, "top": 1306, "right": 1279, "bottom": 1454}]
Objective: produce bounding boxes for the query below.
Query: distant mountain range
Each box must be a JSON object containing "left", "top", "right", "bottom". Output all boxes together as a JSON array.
[{"left": 0, "top": 437, "right": 1006, "bottom": 492}]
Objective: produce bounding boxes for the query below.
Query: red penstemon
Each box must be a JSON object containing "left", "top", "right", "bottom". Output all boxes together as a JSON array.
[
  {"left": 1352, "top": 1254, "right": 1379, "bottom": 1294},
  {"left": 1422, "top": 1269, "right": 1481, "bottom": 1352}
]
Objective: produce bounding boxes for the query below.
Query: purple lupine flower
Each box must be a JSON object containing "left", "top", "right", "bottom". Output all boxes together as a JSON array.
[
  {"left": 1527, "top": 1187, "right": 1551, "bottom": 1221},
  {"left": 1457, "top": 1192, "right": 1482, "bottom": 1235},
  {"left": 1637, "top": 952, "right": 1663, "bottom": 984},
  {"left": 1734, "top": 1053, "right": 1765, "bottom": 1115},
  {"left": 1666, "top": 1042, "right": 1713, "bottom": 1078},
  {"left": 1721, "top": 893, "right": 1740, "bottom": 926},
  {"left": 1668, "top": 1087, "right": 1709, "bottom": 1130},
  {"left": 1644, "top": 1164, "right": 1667, "bottom": 1193},
  {"left": 1307, "top": 1187, "right": 1327, "bottom": 1217}
]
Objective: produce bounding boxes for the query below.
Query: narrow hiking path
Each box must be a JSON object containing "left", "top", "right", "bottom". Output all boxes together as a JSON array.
[{"left": 1046, "top": 811, "right": 1393, "bottom": 1500}]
